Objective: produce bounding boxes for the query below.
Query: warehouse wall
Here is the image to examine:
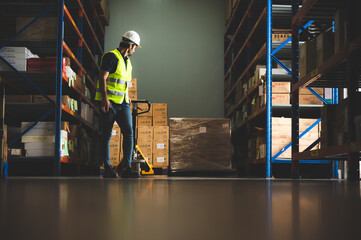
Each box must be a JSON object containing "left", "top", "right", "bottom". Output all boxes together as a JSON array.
[{"left": 105, "top": 0, "right": 225, "bottom": 118}]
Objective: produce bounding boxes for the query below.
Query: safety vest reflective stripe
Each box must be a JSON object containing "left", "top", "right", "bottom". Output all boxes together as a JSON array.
[
  {"left": 106, "top": 77, "right": 127, "bottom": 85},
  {"left": 96, "top": 89, "right": 125, "bottom": 97}
]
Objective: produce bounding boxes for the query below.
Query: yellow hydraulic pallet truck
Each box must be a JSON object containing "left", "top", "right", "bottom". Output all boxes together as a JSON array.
[{"left": 116, "top": 100, "right": 154, "bottom": 175}]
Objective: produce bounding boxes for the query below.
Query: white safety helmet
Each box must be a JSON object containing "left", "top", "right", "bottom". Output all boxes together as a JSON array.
[{"left": 122, "top": 30, "right": 141, "bottom": 48}]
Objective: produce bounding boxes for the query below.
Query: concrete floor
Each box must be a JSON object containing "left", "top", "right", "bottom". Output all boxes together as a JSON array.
[{"left": 0, "top": 177, "right": 360, "bottom": 240}]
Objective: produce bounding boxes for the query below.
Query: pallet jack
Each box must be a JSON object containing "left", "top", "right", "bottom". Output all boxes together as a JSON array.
[{"left": 116, "top": 100, "right": 154, "bottom": 176}]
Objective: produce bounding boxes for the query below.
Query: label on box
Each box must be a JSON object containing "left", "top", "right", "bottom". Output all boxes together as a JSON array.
[
  {"left": 199, "top": 127, "right": 206, "bottom": 133},
  {"left": 157, "top": 143, "right": 165, "bottom": 149},
  {"left": 156, "top": 157, "right": 165, "bottom": 163},
  {"left": 11, "top": 149, "right": 21, "bottom": 156}
]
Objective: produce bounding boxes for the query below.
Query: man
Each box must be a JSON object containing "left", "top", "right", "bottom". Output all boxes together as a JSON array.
[{"left": 95, "top": 30, "right": 141, "bottom": 178}]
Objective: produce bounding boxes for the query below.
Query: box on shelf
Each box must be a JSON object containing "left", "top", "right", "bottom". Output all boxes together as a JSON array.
[
  {"left": 316, "top": 30, "right": 335, "bottom": 67},
  {"left": 334, "top": 8, "right": 347, "bottom": 54},
  {"left": 137, "top": 102, "right": 152, "bottom": 117},
  {"left": 299, "top": 87, "right": 324, "bottom": 95},
  {"left": 27, "top": 57, "right": 57, "bottom": 71},
  {"left": 153, "top": 116, "right": 168, "bottom": 126},
  {"left": 6, "top": 95, "right": 33, "bottom": 103},
  {"left": 272, "top": 29, "right": 291, "bottom": 42},
  {"left": 153, "top": 126, "right": 169, "bottom": 140},
  {"left": 0, "top": 47, "right": 39, "bottom": 72},
  {"left": 137, "top": 126, "right": 153, "bottom": 140},
  {"left": 272, "top": 82, "right": 291, "bottom": 93},
  {"left": 153, "top": 153, "right": 169, "bottom": 168},
  {"left": 299, "top": 40, "right": 317, "bottom": 79},
  {"left": 129, "top": 78, "right": 137, "bottom": 92},
  {"left": 299, "top": 94, "right": 324, "bottom": 105},
  {"left": 128, "top": 90, "right": 137, "bottom": 101},
  {"left": 272, "top": 94, "right": 290, "bottom": 105},
  {"left": 152, "top": 103, "right": 167, "bottom": 117},
  {"left": 169, "top": 118, "right": 232, "bottom": 172},
  {"left": 137, "top": 116, "right": 152, "bottom": 126},
  {"left": 16, "top": 17, "right": 57, "bottom": 40},
  {"left": 153, "top": 140, "right": 169, "bottom": 154}
]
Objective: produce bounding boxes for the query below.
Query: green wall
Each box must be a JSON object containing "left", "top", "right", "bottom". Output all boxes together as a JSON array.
[{"left": 105, "top": 0, "right": 225, "bottom": 118}]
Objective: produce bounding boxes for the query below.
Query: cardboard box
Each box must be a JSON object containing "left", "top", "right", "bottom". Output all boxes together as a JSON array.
[
  {"left": 299, "top": 40, "right": 317, "bottom": 79},
  {"left": 334, "top": 8, "right": 347, "bottom": 54},
  {"left": 138, "top": 139, "right": 152, "bottom": 153},
  {"left": 153, "top": 116, "right": 168, "bottom": 126},
  {"left": 33, "top": 95, "right": 57, "bottom": 103},
  {"left": 272, "top": 94, "right": 290, "bottom": 105},
  {"left": 299, "top": 94, "right": 324, "bottom": 105},
  {"left": 137, "top": 102, "right": 152, "bottom": 117},
  {"left": 137, "top": 126, "right": 153, "bottom": 140},
  {"left": 16, "top": 17, "right": 57, "bottom": 40},
  {"left": 6, "top": 95, "right": 33, "bottom": 103},
  {"left": 272, "top": 29, "right": 291, "bottom": 42},
  {"left": 137, "top": 116, "right": 152, "bottom": 126},
  {"left": 153, "top": 153, "right": 169, "bottom": 167},
  {"left": 316, "top": 31, "right": 335, "bottom": 67},
  {"left": 272, "top": 82, "right": 291, "bottom": 93},
  {"left": 152, "top": 103, "right": 167, "bottom": 117},
  {"left": 128, "top": 90, "right": 137, "bottom": 101},
  {"left": 129, "top": 78, "right": 137, "bottom": 92},
  {"left": 299, "top": 87, "right": 324, "bottom": 95},
  {"left": 153, "top": 126, "right": 169, "bottom": 140},
  {"left": 142, "top": 151, "right": 152, "bottom": 165},
  {"left": 110, "top": 146, "right": 120, "bottom": 167},
  {"left": 153, "top": 140, "right": 169, "bottom": 154}
]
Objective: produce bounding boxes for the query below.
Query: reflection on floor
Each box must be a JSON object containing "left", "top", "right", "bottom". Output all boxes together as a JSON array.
[{"left": 0, "top": 177, "right": 360, "bottom": 240}]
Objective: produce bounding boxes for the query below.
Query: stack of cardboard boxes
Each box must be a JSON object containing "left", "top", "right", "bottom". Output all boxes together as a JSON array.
[
  {"left": 272, "top": 117, "right": 321, "bottom": 159},
  {"left": 0, "top": 47, "right": 39, "bottom": 71},
  {"left": 109, "top": 124, "right": 122, "bottom": 167},
  {"left": 20, "top": 121, "right": 69, "bottom": 157}
]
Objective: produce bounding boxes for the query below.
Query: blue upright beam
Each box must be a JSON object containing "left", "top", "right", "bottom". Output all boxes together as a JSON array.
[
  {"left": 272, "top": 20, "right": 314, "bottom": 55},
  {"left": 332, "top": 88, "right": 339, "bottom": 178},
  {"left": 266, "top": 0, "right": 272, "bottom": 178},
  {"left": 54, "top": 0, "right": 65, "bottom": 176}
]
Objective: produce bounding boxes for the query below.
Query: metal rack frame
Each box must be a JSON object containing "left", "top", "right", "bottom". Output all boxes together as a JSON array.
[
  {"left": 225, "top": 0, "right": 334, "bottom": 178},
  {"left": 290, "top": 0, "right": 361, "bottom": 180},
  {"left": 0, "top": 0, "right": 105, "bottom": 176}
]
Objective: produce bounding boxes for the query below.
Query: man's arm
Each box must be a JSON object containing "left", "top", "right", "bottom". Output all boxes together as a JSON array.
[{"left": 99, "top": 69, "right": 111, "bottom": 113}]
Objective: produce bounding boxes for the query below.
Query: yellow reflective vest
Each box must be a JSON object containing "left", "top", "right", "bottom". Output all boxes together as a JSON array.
[{"left": 95, "top": 49, "right": 132, "bottom": 104}]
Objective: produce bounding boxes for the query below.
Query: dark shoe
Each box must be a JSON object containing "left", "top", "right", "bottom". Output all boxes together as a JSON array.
[
  {"left": 103, "top": 167, "right": 118, "bottom": 178},
  {"left": 115, "top": 162, "right": 126, "bottom": 175},
  {"left": 121, "top": 167, "right": 140, "bottom": 178}
]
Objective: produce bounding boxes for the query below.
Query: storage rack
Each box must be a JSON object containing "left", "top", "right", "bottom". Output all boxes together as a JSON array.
[
  {"left": 290, "top": 0, "right": 361, "bottom": 180},
  {"left": 0, "top": 0, "right": 106, "bottom": 176},
  {"left": 224, "top": 0, "right": 333, "bottom": 178}
]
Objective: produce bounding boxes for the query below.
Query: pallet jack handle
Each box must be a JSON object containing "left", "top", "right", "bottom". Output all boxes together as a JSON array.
[{"left": 131, "top": 99, "right": 151, "bottom": 116}]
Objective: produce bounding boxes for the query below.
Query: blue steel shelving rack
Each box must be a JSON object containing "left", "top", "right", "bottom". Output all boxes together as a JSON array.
[
  {"left": 224, "top": 0, "right": 333, "bottom": 178},
  {"left": 0, "top": 0, "right": 105, "bottom": 177},
  {"left": 290, "top": 0, "right": 361, "bottom": 180}
]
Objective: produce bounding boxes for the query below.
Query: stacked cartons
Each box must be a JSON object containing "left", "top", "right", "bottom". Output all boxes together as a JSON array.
[
  {"left": 316, "top": 30, "right": 334, "bottom": 67},
  {"left": 110, "top": 124, "right": 121, "bottom": 167},
  {"left": 299, "top": 87, "right": 324, "bottom": 105},
  {"left": 21, "top": 121, "right": 69, "bottom": 157},
  {"left": 272, "top": 82, "right": 290, "bottom": 105},
  {"left": 0, "top": 47, "right": 38, "bottom": 71},
  {"left": 152, "top": 103, "right": 168, "bottom": 126},
  {"left": 169, "top": 118, "right": 232, "bottom": 172},
  {"left": 299, "top": 40, "right": 317, "bottom": 79},
  {"left": 153, "top": 126, "right": 169, "bottom": 167},
  {"left": 16, "top": 17, "right": 57, "bottom": 40},
  {"left": 272, "top": 118, "right": 321, "bottom": 159},
  {"left": 137, "top": 126, "right": 153, "bottom": 164},
  {"left": 128, "top": 78, "right": 137, "bottom": 101}
]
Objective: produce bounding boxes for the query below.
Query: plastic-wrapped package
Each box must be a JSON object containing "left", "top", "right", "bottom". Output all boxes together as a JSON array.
[{"left": 169, "top": 118, "right": 232, "bottom": 172}]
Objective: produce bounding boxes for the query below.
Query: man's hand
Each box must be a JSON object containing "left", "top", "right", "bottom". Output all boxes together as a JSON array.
[{"left": 101, "top": 98, "right": 112, "bottom": 113}]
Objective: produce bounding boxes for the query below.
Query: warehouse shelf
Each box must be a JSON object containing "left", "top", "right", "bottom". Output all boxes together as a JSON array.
[
  {"left": 292, "top": 35, "right": 361, "bottom": 91},
  {"left": 290, "top": 0, "right": 361, "bottom": 180},
  {"left": 0, "top": 0, "right": 105, "bottom": 176},
  {"left": 0, "top": 2, "right": 58, "bottom": 17},
  {"left": 225, "top": 0, "right": 330, "bottom": 178},
  {"left": 224, "top": 7, "right": 267, "bottom": 80}
]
